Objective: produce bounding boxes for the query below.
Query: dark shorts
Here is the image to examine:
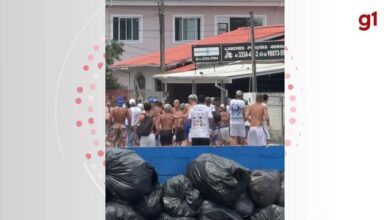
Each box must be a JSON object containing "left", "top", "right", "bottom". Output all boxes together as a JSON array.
[
  {"left": 160, "top": 130, "right": 173, "bottom": 146},
  {"left": 183, "top": 120, "right": 191, "bottom": 139},
  {"left": 191, "top": 138, "right": 211, "bottom": 146},
  {"left": 175, "top": 127, "right": 185, "bottom": 142}
]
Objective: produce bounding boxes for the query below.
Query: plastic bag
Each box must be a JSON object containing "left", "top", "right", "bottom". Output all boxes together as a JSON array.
[
  {"left": 249, "top": 170, "right": 280, "bottom": 208},
  {"left": 199, "top": 200, "right": 243, "bottom": 220},
  {"left": 106, "top": 148, "right": 158, "bottom": 202},
  {"left": 278, "top": 172, "right": 284, "bottom": 207},
  {"left": 106, "top": 202, "right": 145, "bottom": 220},
  {"left": 234, "top": 192, "right": 255, "bottom": 218},
  {"left": 250, "top": 205, "right": 285, "bottom": 220},
  {"left": 158, "top": 213, "right": 197, "bottom": 220},
  {"left": 187, "top": 153, "right": 251, "bottom": 207},
  {"left": 162, "top": 175, "right": 203, "bottom": 217},
  {"left": 134, "top": 185, "right": 163, "bottom": 219}
]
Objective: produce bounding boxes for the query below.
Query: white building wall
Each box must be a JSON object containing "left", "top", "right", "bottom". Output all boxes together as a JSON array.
[{"left": 106, "top": 5, "right": 284, "bottom": 59}]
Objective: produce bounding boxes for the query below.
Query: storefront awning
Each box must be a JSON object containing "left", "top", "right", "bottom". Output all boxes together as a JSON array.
[{"left": 153, "top": 63, "right": 284, "bottom": 84}]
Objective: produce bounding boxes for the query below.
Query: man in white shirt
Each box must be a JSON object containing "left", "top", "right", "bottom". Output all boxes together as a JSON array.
[
  {"left": 229, "top": 90, "right": 247, "bottom": 145},
  {"left": 127, "top": 98, "right": 141, "bottom": 147},
  {"left": 205, "top": 97, "right": 216, "bottom": 112},
  {"left": 188, "top": 95, "right": 214, "bottom": 146}
]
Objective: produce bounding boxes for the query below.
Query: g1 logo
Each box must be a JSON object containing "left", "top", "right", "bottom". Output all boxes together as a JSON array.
[{"left": 359, "top": 11, "right": 377, "bottom": 31}]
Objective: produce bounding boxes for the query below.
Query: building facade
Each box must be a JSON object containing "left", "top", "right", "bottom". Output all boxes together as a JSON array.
[{"left": 106, "top": 0, "right": 285, "bottom": 59}]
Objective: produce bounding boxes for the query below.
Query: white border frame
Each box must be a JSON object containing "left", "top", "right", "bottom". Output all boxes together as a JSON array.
[
  {"left": 172, "top": 14, "right": 204, "bottom": 44},
  {"left": 110, "top": 14, "right": 143, "bottom": 44},
  {"left": 214, "top": 14, "right": 268, "bottom": 35}
]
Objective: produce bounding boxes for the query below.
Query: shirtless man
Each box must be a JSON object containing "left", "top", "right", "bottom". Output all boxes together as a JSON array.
[
  {"left": 171, "top": 99, "right": 180, "bottom": 114},
  {"left": 106, "top": 96, "right": 131, "bottom": 148},
  {"left": 159, "top": 104, "right": 175, "bottom": 146},
  {"left": 245, "top": 94, "right": 267, "bottom": 146},
  {"left": 173, "top": 103, "right": 186, "bottom": 146},
  {"left": 217, "top": 106, "right": 231, "bottom": 145}
]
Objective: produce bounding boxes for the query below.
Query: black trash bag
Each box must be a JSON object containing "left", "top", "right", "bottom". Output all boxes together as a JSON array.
[
  {"left": 250, "top": 205, "right": 284, "bottom": 220},
  {"left": 187, "top": 153, "right": 251, "bottom": 207},
  {"left": 234, "top": 192, "right": 255, "bottom": 218},
  {"left": 106, "top": 202, "right": 145, "bottom": 220},
  {"left": 106, "top": 148, "right": 158, "bottom": 202},
  {"left": 249, "top": 170, "right": 281, "bottom": 208},
  {"left": 133, "top": 185, "right": 163, "bottom": 219},
  {"left": 158, "top": 213, "right": 197, "bottom": 220},
  {"left": 199, "top": 200, "right": 243, "bottom": 220},
  {"left": 278, "top": 172, "right": 284, "bottom": 207},
  {"left": 106, "top": 187, "right": 113, "bottom": 203},
  {"left": 162, "top": 175, "right": 203, "bottom": 217}
]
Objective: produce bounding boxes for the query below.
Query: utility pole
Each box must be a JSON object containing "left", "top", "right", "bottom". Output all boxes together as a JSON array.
[
  {"left": 249, "top": 11, "right": 257, "bottom": 93},
  {"left": 158, "top": 0, "right": 165, "bottom": 72}
]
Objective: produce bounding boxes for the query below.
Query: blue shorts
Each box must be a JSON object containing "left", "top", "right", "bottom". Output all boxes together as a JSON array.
[{"left": 183, "top": 120, "right": 191, "bottom": 139}]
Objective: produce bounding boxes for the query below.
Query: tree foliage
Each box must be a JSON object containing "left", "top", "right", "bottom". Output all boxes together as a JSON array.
[{"left": 106, "top": 40, "right": 125, "bottom": 90}]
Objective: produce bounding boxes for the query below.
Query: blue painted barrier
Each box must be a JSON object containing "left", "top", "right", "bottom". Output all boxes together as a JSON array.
[{"left": 131, "top": 146, "right": 284, "bottom": 182}]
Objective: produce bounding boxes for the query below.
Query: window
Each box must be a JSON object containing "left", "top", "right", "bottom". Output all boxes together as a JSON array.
[
  {"left": 229, "top": 17, "right": 264, "bottom": 31},
  {"left": 134, "top": 73, "right": 145, "bottom": 90},
  {"left": 113, "top": 17, "right": 140, "bottom": 41},
  {"left": 175, "top": 17, "right": 201, "bottom": 41}
]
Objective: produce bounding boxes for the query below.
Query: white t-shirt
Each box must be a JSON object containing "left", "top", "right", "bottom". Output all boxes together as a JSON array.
[
  {"left": 229, "top": 99, "right": 246, "bottom": 125},
  {"left": 130, "top": 106, "right": 142, "bottom": 126},
  {"left": 188, "top": 104, "right": 213, "bottom": 138},
  {"left": 208, "top": 104, "right": 216, "bottom": 112}
]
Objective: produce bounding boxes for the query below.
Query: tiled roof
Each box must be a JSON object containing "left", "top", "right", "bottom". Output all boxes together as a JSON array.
[{"left": 113, "top": 25, "right": 284, "bottom": 69}]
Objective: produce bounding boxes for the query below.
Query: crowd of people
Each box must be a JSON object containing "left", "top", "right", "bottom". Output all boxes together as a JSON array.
[{"left": 105, "top": 90, "right": 271, "bottom": 147}]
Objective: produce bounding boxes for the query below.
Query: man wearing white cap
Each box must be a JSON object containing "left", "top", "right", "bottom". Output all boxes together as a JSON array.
[
  {"left": 127, "top": 98, "right": 141, "bottom": 147},
  {"left": 229, "top": 90, "right": 247, "bottom": 145}
]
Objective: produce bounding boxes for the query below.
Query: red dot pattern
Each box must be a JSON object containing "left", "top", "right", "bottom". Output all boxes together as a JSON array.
[
  {"left": 74, "top": 42, "right": 105, "bottom": 185},
  {"left": 76, "top": 86, "right": 83, "bottom": 93},
  {"left": 98, "top": 150, "right": 104, "bottom": 157},
  {"left": 75, "top": 98, "right": 82, "bottom": 104}
]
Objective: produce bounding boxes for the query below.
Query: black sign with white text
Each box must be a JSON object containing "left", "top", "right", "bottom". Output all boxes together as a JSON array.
[{"left": 221, "top": 41, "right": 284, "bottom": 61}]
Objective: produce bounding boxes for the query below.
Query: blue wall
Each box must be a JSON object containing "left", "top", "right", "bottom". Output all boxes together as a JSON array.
[{"left": 132, "top": 146, "right": 284, "bottom": 182}]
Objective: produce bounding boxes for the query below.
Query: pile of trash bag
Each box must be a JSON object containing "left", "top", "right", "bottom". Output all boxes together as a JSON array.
[
  {"left": 106, "top": 148, "right": 158, "bottom": 203},
  {"left": 106, "top": 148, "right": 285, "bottom": 220},
  {"left": 134, "top": 185, "right": 163, "bottom": 219},
  {"left": 250, "top": 205, "right": 285, "bottom": 220},
  {"left": 162, "top": 175, "right": 203, "bottom": 218},
  {"left": 278, "top": 172, "right": 284, "bottom": 207},
  {"left": 199, "top": 200, "right": 243, "bottom": 220},
  {"left": 249, "top": 170, "right": 281, "bottom": 208},
  {"left": 187, "top": 153, "right": 251, "bottom": 207},
  {"left": 106, "top": 202, "right": 145, "bottom": 220}
]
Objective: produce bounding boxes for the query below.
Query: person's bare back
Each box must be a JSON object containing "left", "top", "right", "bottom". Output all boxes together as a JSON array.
[
  {"left": 247, "top": 103, "right": 265, "bottom": 127},
  {"left": 174, "top": 111, "right": 185, "bottom": 128},
  {"left": 160, "top": 112, "right": 175, "bottom": 131},
  {"left": 112, "top": 107, "right": 130, "bottom": 125}
]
